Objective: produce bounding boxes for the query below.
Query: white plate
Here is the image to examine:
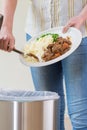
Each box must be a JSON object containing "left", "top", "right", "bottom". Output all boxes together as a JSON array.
[{"left": 20, "top": 26, "right": 82, "bottom": 67}]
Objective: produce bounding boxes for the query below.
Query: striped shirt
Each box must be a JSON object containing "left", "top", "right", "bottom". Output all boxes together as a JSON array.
[{"left": 25, "top": 0, "right": 87, "bottom": 37}]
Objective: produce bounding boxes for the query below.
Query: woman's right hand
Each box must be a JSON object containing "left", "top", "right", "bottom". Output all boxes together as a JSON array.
[{"left": 0, "top": 26, "right": 15, "bottom": 52}]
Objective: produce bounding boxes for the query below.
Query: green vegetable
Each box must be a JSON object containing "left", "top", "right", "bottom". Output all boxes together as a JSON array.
[
  {"left": 37, "top": 33, "right": 59, "bottom": 42},
  {"left": 52, "top": 34, "right": 59, "bottom": 42}
]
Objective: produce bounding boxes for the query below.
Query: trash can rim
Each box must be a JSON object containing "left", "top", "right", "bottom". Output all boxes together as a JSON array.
[{"left": 0, "top": 89, "right": 59, "bottom": 102}]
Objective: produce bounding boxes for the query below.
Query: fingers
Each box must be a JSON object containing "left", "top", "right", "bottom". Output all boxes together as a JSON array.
[
  {"left": 63, "top": 26, "right": 70, "bottom": 33},
  {"left": 63, "top": 22, "right": 73, "bottom": 33},
  {"left": 63, "top": 23, "right": 80, "bottom": 33},
  {"left": 0, "top": 37, "right": 4, "bottom": 49},
  {"left": 7, "top": 38, "right": 15, "bottom": 52},
  {"left": 3, "top": 36, "right": 9, "bottom": 51},
  {"left": 0, "top": 35, "right": 15, "bottom": 52}
]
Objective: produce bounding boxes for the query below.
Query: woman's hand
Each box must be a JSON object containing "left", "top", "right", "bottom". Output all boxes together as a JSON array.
[
  {"left": 63, "top": 15, "right": 84, "bottom": 33},
  {"left": 0, "top": 26, "right": 15, "bottom": 52}
]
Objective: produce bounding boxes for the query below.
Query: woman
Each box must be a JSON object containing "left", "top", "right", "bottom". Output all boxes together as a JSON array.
[{"left": 0, "top": 0, "right": 87, "bottom": 130}]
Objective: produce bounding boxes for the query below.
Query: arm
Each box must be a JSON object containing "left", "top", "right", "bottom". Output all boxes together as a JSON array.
[
  {"left": 63, "top": 4, "right": 87, "bottom": 33},
  {"left": 0, "top": 0, "right": 17, "bottom": 51},
  {"left": 79, "top": 4, "right": 87, "bottom": 22}
]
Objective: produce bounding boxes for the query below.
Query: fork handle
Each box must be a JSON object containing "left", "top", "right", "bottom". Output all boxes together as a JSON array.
[
  {"left": 13, "top": 48, "right": 24, "bottom": 55},
  {"left": 0, "top": 14, "right": 3, "bottom": 29}
]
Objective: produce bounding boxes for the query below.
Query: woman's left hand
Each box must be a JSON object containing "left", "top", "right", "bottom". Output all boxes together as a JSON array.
[{"left": 63, "top": 15, "right": 84, "bottom": 33}]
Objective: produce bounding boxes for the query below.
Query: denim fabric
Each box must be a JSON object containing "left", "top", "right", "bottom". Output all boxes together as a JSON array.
[
  {"left": 62, "top": 38, "right": 87, "bottom": 130},
  {"left": 26, "top": 33, "right": 87, "bottom": 130}
]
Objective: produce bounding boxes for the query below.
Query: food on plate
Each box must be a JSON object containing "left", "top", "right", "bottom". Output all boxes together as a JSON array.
[
  {"left": 42, "top": 36, "right": 72, "bottom": 61},
  {"left": 23, "top": 33, "right": 72, "bottom": 63}
]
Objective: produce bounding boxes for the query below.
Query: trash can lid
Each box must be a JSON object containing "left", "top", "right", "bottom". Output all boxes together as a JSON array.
[{"left": 0, "top": 89, "right": 59, "bottom": 102}]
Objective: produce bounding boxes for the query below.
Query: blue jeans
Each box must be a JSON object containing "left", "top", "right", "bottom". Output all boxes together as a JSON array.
[{"left": 26, "top": 34, "right": 87, "bottom": 130}]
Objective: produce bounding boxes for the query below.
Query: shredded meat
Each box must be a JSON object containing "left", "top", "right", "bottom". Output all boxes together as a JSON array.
[{"left": 42, "top": 37, "right": 72, "bottom": 61}]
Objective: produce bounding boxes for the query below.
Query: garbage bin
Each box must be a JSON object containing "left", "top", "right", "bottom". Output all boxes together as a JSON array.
[{"left": 0, "top": 89, "right": 60, "bottom": 130}]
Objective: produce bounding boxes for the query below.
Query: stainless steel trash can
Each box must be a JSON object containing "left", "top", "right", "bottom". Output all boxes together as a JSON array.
[{"left": 0, "top": 89, "right": 60, "bottom": 130}]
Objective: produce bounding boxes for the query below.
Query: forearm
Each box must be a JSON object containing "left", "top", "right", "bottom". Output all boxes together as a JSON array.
[
  {"left": 79, "top": 4, "right": 87, "bottom": 22},
  {"left": 1, "top": 0, "right": 17, "bottom": 32}
]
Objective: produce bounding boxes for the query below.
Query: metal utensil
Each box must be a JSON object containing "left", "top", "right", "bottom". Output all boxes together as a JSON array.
[
  {"left": 0, "top": 14, "right": 3, "bottom": 29},
  {"left": 13, "top": 48, "right": 39, "bottom": 61}
]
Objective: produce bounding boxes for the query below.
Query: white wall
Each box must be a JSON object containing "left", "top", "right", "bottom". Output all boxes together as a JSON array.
[{"left": 0, "top": 0, "right": 34, "bottom": 90}]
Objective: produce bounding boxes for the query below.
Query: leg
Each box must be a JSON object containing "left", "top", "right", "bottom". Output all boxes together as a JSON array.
[
  {"left": 62, "top": 38, "right": 87, "bottom": 130},
  {"left": 26, "top": 34, "right": 65, "bottom": 130},
  {"left": 31, "top": 63, "right": 65, "bottom": 130}
]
